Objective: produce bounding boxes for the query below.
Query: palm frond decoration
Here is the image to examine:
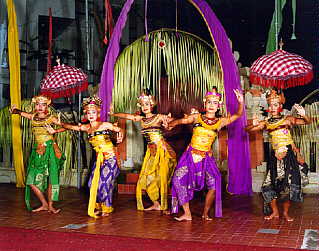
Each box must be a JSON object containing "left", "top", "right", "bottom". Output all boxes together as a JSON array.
[
  {"left": 291, "top": 102, "right": 319, "bottom": 168},
  {"left": 112, "top": 29, "right": 224, "bottom": 115},
  {"left": 0, "top": 100, "right": 77, "bottom": 185}
]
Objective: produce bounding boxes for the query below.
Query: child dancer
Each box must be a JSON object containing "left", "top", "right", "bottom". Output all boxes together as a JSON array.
[
  {"left": 110, "top": 91, "right": 176, "bottom": 212},
  {"left": 10, "top": 95, "right": 65, "bottom": 213},
  {"left": 61, "top": 96, "right": 123, "bottom": 218},
  {"left": 246, "top": 89, "right": 310, "bottom": 221},
  {"left": 169, "top": 89, "right": 243, "bottom": 221}
]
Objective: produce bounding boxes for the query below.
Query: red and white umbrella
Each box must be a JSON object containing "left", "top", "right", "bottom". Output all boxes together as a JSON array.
[
  {"left": 40, "top": 64, "right": 88, "bottom": 99},
  {"left": 250, "top": 50, "right": 313, "bottom": 89}
]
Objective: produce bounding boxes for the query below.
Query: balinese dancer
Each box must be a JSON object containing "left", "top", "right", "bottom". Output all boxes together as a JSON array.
[
  {"left": 246, "top": 89, "right": 310, "bottom": 221},
  {"left": 169, "top": 89, "right": 244, "bottom": 221},
  {"left": 10, "top": 95, "right": 65, "bottom": 213},
  {"left": 110, "top": 91, "right": 176, "bottom": 212},
  {"left": 61, "top": 96, "right": 123, "bottom": 218}
]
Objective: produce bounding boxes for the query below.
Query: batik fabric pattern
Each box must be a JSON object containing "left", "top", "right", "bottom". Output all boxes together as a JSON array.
[
  {"left": 25, "top": 115, "right": 65, "bottom": 210},
  {"left": 262, "top": 117, "right": 308, "bottom": 214},
  {"left": 136, "top": 114, "right": 176, "bottom": 211},
  {"left": 87, "top": 130, "right": 120, "bottom": 218},
  {"left": 171, "top": 115, "right": 222, "bottom": 217}
]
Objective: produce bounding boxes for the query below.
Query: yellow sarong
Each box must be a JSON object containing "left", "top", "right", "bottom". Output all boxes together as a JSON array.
[{"left": 136, "top": 129, "right": 176, "bottom": 211}]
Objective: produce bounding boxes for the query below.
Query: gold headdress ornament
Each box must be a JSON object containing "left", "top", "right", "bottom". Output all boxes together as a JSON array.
[
  {"left": 203, "top": 90, "right": 222, "bottom": 104},
  {"left": 137, "top": 92, "right": 156, "bottom": 107},
  {"left": 31, "top": 95, "right": 52, "bottom": 105},
  {"left": 266, "top": 89, "right": 285, "bottom": 105},
  {"left": 82, "top": 95, "right": 102, "bottom": 112}
]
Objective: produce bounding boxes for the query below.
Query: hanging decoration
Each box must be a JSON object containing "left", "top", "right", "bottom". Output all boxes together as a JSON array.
[
  {"left": 7, "top": 0, "right": 25, "bottom": 187},
  {"left": 144, "top": 0, "right": 149, "bottom": 41},
  {"left": 103, "top": 0, "right": 114, "bottom": 45},
  {"left": 46, "top": 8, "right": 53, "bottom": 73},
  {"left": 266, "top": 0, "right": 297, "bottom": 53},
  {"left": 99, "top": 0, "right": 135, "bottom": 121},
  {"left": 157, "top": 39, "right": 166, "bottom": 49},
  {"left": 291, "top": 0, "right": 296, "bottom": 40},
  {"left": 266, "top": 0, "right": 286, "bottom": 54}
]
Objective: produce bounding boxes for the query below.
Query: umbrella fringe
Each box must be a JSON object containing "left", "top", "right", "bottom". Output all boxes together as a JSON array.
[
  {"left": 249, "top": 71, "right": 313, "bottom": 89},
  {"left": 40, "top": 81, "right": 88, "bottom": 99}
]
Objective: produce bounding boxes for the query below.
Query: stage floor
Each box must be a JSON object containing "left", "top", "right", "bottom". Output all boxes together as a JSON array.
[{"left": 0, "top": 183, "right": 318, "bottom": 250}]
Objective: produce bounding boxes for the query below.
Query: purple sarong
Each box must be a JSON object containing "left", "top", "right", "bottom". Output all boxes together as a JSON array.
[
  {"left": 171, "top": 146, "right": 222, "bottom": 217},
  {"left": 88, "top": 156, "right": 119, "bottom": 207}
]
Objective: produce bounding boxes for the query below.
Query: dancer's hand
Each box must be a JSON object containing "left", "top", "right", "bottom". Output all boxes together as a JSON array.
[
  {"left": 162, "top": 113, "right": 172, "bottom": 128},
  {"left": 190, "top": 108, "right": 199, "bottom": 114},
  {"left": 108, "top": 104, "right": 114, "bottom": 116},
  {"left": 116, "top": 130, "right": 123, "bottom": 143},
  {"left": 252, "top": 114, "right": 260, "bottom": 126},
  {"left": 234, "top": 89, "right": 244, "bottom": 103},
  {"left": 9, "top": 105, "right": 19, "bottom": 114},
  {"left": 293, "top": 104, "right": 306, "bottom": 117},
  {"left": 45, "top": 124, "right": 56, "bottom": 135}
]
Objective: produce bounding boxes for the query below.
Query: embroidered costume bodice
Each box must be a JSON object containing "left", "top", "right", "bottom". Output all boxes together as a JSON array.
[
  {"left": 141, "top": 114, "right": 164, "bottom": 144},
  {"left": 32, "top": 115, "right": 55, "bottom": 144},
  {"left": 266, "top": 117, "right": 293, "bottom": 152},
  {"left": 190, "top": 115, "right": 222, "bottom": 152},
  {"left": 88, "top": 130, "right": 115, "bottom": 158}
]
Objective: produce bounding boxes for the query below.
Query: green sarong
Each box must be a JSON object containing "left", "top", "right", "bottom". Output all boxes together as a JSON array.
[{"left": 25, "top": 140, "right": 65, "bottom": 211}]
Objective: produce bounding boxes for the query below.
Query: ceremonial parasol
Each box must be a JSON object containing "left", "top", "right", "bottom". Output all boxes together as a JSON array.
[
  {"left": 250, "top": 48, "right": 313, "bottom": 89},
  {"left": 40, "top": 62, "right": 88, "bottom": 99},
  {"left": 40, "top": 60, "right": 88, "bottom": 189}
]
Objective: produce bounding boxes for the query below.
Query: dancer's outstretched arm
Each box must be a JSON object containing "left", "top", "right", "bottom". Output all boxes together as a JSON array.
[
  {"left": 60, "top": 122, "right": 88, "bottom": 132},
  {"left": 168, "top": 114, "right": 197, "bottom": 130},
  {"left": 100, "top": 121, "right": 124, "bottom": 143},
  {"left": 60, "top": 120, "right": 124, "bottom": 143},
  {"left": 245, "top": 114, "right": 266, "bottom": 132},
  {"left": 109, "top": 112, "right": 143, "bottom": 122},
  {"left": 10, "top": 105, "right": 33, "bottom": 120},
  {"left": 219, "top": 89, "right": 244, "bottom": 128}
]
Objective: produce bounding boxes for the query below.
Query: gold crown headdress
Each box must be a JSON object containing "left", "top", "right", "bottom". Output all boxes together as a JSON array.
[
  {"left": 266, "top": 89, "right": 285, "bottom": 105},
  {"left": 203, "top": 90, "right": 222, "bottom": 104},
  {"left": 82, "top": 96, "right": 102, "bottom": 112},
  {"left": 137, "top": 92, "right": 156, "bottom": 107},
  {"left": 31, "top": 95, "right": 52, "bottom": 105}
]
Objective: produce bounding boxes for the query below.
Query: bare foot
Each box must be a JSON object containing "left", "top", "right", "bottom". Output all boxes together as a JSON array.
[
  {"left": 48, "top": 206, "right": 61, "bottom": 214},
  {"left": 144, "top": 204, "right": 161, "bottom": 211},
  {"left": 174, "top": 214, "right": 192, "bottom": 222},
  {"left": 202, "top": 215, "right": 213, "bottom": 221},
  {"left": 283, "top": 214, "right": 294, "bottom": 222},
  {"left": 162, "top": 210, "right": 171, "bottom": 215},
  {"left": 32, "top": 205, "right": 48, "bottom": 212},
  {"left": 94, "top": 211, "right": 101, "bottom": 216},
  {"left": 264, "top": 213, "right": 279, "bottom": 220},
  {"left": 101, "top": 213, "right": 110, "bottom": 217}
]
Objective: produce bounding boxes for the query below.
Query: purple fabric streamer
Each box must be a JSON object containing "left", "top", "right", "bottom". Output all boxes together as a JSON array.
[
  {"left": 99, "top": 0, "right": 135, "bottom": 121},
  {"left": 189, "top": 0, "right": 252, "bottom": 195},
  {"left": 99, "top": 0, "right": 252, "bottom": 195}
]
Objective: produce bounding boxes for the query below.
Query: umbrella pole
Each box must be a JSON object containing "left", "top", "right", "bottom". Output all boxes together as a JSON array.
[
  {"left": 76, "top": 0, "right": 90, "bottom": 189},
  {"left": 275, "top": 0, "right": 279, "bottom": 50},
  {"left": 77, "top": 92, "right": 82, "bottom": 189}
]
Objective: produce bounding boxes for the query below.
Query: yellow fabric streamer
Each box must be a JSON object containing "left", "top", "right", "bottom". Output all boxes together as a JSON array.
[
  {"left": 87, "top": 152, "right": 103, "bottom": 218},
  {"left": 136, "top": 141, "right": 176, "bottom": 211},
  {"left": 7, "top": 0, "right": 25, "bottom": 187}
]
